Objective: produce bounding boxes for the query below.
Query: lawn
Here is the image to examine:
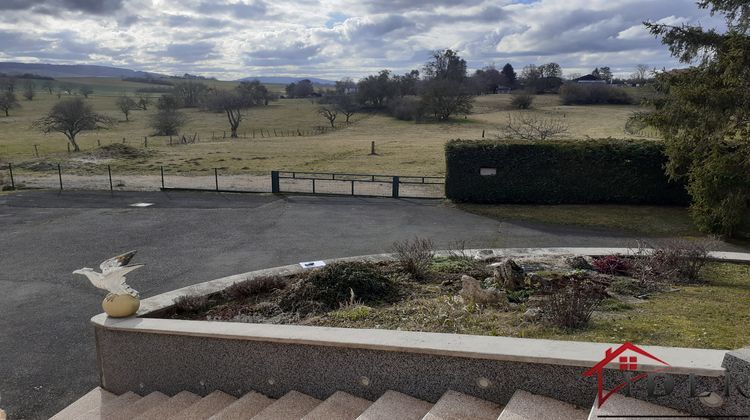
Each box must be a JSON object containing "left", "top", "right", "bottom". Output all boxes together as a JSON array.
[
  {"left": 454, "top": 203, "right": 702, "bottom": 237},
  {"left": 1, "top": 79, "right": 658, "bottom": 177}
]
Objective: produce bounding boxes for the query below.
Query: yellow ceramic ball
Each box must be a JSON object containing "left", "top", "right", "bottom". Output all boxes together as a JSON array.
[{"left": 102, "top": 293, "right": 140, "bottom": 318}]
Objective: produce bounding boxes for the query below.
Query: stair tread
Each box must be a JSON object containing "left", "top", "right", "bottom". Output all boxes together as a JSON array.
[
  {"left": 357, "top": 390, "right": 433, "bottom": 420},
  {"left": 303, "top": 391, "right": 372, "bottom": 420},
  {"left": 209, "top": 391, "right": 275, "bottom": 420},
  {"left": 589, "top": 393, "right": 708, "bottom": 419},
  {"left": 134, "top": 390, "right": 202, "bottom": 420},
  {"left": 169, "top": 390, "right": 237, "bottom": 420},
  {"left": 499, "top": 390, "right": 587, "bottom": 420},
  {"left": 250, "top": 390, "right": 322, "bottom": 420},
  {"left": 423, "top": 390, "right": 502, "bottom": 420},
  {"left": 110, "top": 392, "right": 170, "bottom": 420},
  {"left": 77, "top": 391, "right": 141, "bottom": 420},
  {"left": 49, "top": 387, "right": 118, "bottom": 420}
]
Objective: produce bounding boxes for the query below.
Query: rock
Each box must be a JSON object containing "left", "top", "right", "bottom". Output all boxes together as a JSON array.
[
  {"left": 474, "top": 249, "right": 495, "bottom": 260},
  {"left": 459, "top": 275, "right": 507, "bottom": 305},
  {"left": 493, "top": 258, "right": 525, "bottom": 291},
  {"left": 566, "top": 256, "right": 593, "bottom": 270},
  {"left": 523, "top": 308, "right": 542, "bottom": 322}
]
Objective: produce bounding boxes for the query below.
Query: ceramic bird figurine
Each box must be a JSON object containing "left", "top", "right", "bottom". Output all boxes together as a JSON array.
[
  {"left": 74, "top": 250, "right": 143, "bottom": 299},
  {"left": 74, "top": 250, "right": 143, "bottom": 317}
]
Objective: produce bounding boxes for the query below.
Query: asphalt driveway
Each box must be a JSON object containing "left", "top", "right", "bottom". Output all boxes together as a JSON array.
[{"left": 0, "top": 190, "right": 737, "bottom": 419}]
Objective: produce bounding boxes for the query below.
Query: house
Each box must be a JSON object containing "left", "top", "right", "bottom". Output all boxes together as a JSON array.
[{"left": 573, "top": 74, "right": 607, "bottom": 84}]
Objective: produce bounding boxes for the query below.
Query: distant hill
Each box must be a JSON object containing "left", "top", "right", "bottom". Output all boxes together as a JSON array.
[
  {"left": 0, "top": 62, "right": 166, "bottom": 79},
  {"left": 238, "top": 76, "right": 336, "bottom": 85}
]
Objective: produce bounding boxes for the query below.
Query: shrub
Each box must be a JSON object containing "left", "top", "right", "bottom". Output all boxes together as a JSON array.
[
  {"left": 174, "top": 294, "right": 209, "bottom": 313},
  {"left": 224, "top": 276, "right": 286, "bottom": 300},
  {"left": 391, "top": 237, "right": 435, "bottom": 280},
  {"left": 592, "top": 255, "right": 632, "bottom": 275},
  {"left": 282, "top": 262, "right": 395, "bottom": 310},
  {"left": 560, "top": 83, "right": 633, "bottom": 105},
  {"left": 445, "top": 138, "right": 690, "bottom": 205},
  {"left": 631, "top": 240, "right": 712, "bottom": 284},
  {"left": 387, "top": 96, "right": 424, "bottom": 121},
  {"left": 510, "top": 92, "right": 534, "bottom": 109},
  {"left": 541, "top": 279, "right": 606, "bottom": 329}
]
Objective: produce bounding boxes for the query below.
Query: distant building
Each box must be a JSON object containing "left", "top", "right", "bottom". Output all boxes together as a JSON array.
[{"left": 573, "top": 74, "right": 607, "bottom": 84}]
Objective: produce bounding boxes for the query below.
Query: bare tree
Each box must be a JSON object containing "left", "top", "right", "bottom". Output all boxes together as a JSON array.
[
  {"left": 22, "top": 81, "right": 35, "bottom": 101},
  {"left": 318, "top": 105, "right": 338, "bottom": 128},
  {"left": 32, "top": 97, "right": 115, "bottom": 151},
  {"left": 501, "top": 114, "right": 569, "bottom": 141},
  {"left": 332, "top": 95, "right": 358, "bottom": 123},
  {"left": 632, "top": 64, "right": 650, "bottom": 83},
  {"left": 115, "top": 95, "right": 138, "bottom": 121},
  {"left": 135, "top": 93, "right": 152, "bottom": 110},
  {"left": 42, "top": 80, "right": 55, "bottom": 94},
  {"left": 0, "top": 92, "right": 20, "bottom": 116},
  {"left": 78, "top": 85, "right": 93, "bottom": 98},
  {"left": 204, "top": 90, "right": 254, "bottom": 138}
]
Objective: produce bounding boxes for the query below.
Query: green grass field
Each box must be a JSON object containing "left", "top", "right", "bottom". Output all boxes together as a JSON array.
[{"left": 0, "top": 78, "right": 659, "bottom": 177}]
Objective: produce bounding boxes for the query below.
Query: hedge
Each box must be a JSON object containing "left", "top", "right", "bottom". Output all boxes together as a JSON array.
[{"left": 445, "top": 138, "right": 690, "bottom": 205}]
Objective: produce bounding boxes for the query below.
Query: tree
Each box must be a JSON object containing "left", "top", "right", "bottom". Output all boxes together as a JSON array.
[
  {"left": 32, "top": 97, "right": 114, "bottom": 151},
  {"left": 134, "top": 93, "right": 152, "bottom": 110},
  {"left": 3, "top": 77, "right": 16, "bottom": 93},
  {"left": 0, "top": 92, "right": 20, "bottom": 116},
  {"left": 636, "top": 0, "right": 750, "bottom": 236},
  {"left": 472, "top": 66, "right": 507, "bottom": 94},
  {"left": 204, "top": 88, "right": 255, "bottom": 138},
  {"left": 419, "top": 50, "right": 475, "bottom": 120},
  {"left": 599, "top": 66, "right": 613, "bottom": 83},
  {"left": 78, "top": 85, "right": 93, "bottom": 98},
  {"left": 172, "top": 81, "right": 208, "bottom": 107},
  {"left": 237, "top": 80, "right": 271, "bottom": 105},
  {"left": 501, "top": 63, "right": 517, "bottom": 87},
  {"left": 539, "top": 63, "right": 563, "bottom": 78},
  {"left": 42, "top": 80, "right": 55, "bottom": 94},
  {"left": 632, "top": 64, "right": 650, "bottom": 83},
  {"left": 150, "top": 94, "right": 187, "bottom": 136},
  {"left": 22, "top": 81, "right": 35, "bottom": 101},
  {"left": 335, "top": 78, "right": 356, "bottom": 95},
  {"left": 393, "top": 70, "right": 420, "bottom": 96},
  {"left": 331, "top": 94, "right": 359, "bottom": 123},
  {"left": 357, "top": 70, "right": 396, "bottom": 107},
  {"left": 318, "top": 105, "right": 337, "bottom": 128},
  {"left": 294, "top": 79, "right": 314, "bottom": 98},
  {"left": 115, "top": 95, "right": 138, "bottom": 121}
]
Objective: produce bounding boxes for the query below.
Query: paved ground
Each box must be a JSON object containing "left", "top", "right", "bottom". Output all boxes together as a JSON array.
[{"left": 0, "top": 190, "right": 743, "bottom": 419}]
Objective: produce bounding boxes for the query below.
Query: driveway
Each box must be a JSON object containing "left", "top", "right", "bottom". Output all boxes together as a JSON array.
[{"left": 0, "top": 190, "right": 739, "bottom": 418}]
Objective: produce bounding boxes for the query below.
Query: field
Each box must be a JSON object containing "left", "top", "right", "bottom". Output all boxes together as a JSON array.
[{"left": 0, "top": 78, "right": 658, "bottom": 178}]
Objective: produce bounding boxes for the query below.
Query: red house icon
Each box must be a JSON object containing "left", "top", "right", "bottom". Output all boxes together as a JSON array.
[{"left": 583, "top": 342, "right": 671, "bottom": 407}]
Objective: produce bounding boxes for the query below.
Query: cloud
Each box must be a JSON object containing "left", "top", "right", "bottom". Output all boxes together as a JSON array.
[
  {"left": 0, "top": 0, "right": 123, "bottom": 14},
  {"left": 0, "top": 0, "right": 730, "bottom": 79}
]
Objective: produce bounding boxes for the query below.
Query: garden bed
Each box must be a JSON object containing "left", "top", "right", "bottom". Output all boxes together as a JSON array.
[{"left": 159, "top": 242, "right": 750, "bottom": 350}]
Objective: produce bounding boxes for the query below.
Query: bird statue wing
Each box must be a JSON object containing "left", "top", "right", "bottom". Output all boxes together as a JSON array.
[
  {"left": 101, "top": 264, "right": 144, "bottom": 297},
  {"left": 100, "top": 250, "right": 138, "bottom": 274}
]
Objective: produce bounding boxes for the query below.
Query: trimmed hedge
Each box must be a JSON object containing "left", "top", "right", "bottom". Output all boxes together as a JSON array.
[{"left": 445, "top": 139, "right": 690, "bottom": 205}]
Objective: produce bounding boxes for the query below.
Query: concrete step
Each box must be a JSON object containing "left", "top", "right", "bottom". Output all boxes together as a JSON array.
[
  {"left": 134, "top": 390, "right": 202, "bottom": 420},
  {"left": 499, "top": 390, "right": 588, "bottom": 420},
  {"left": 77, "top": 391, "right": 141, "bottom": 420},
  {"left": 168, "top": 390, "right": 237, "bottom": 420},
  {"left": 423, "top": 390, "right": 502, "bottom": 420},
  {"left": 209, "top": 391, "right": 275, "bottom": 420},
  {"left": 356, "top": 390, "right": 433, "bottom": 420},
  {"left": 588, "top": 393, "right": 708, "bottom": 419},
  {"left": 49, "top": 387, "right": 117, "bottom": 420},
  {"left": 250, "top": 390, "right": 322, "bottom": 420},
  {"left": 302, "top": 391, "right": 372, "bottom": 420},
  {"left": 110, "top": 391, "right": 170, "bottom": 420}
]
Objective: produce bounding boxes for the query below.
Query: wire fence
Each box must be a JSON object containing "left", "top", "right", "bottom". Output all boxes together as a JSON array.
[
  {"left": 1, "top": 163, "right": 446, "bottom": 199},
  {"left": 21, "top": 122, "right": 354, "bottom": 158}
]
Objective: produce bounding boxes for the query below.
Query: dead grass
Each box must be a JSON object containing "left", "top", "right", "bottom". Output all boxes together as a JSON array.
[{"left": 2, "top": 79, "right": 658, "bottom": 177}]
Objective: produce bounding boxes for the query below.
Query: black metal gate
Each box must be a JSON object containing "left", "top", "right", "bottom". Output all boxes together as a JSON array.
[{"left": 271, "top": 171, "right": 444, "bottom": 199}]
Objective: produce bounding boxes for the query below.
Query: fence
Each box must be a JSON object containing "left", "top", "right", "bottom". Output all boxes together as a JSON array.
[
  {"left": 271, "top": 171, "right": 444, "bottom": 199},
  {"left": 2, "top": 164, "right": 445, "bottom": 199}
]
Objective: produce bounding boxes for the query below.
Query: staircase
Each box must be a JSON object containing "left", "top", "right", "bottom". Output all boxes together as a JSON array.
[{"left": 50, "top": 386, "right": 699, "bottom": 420}]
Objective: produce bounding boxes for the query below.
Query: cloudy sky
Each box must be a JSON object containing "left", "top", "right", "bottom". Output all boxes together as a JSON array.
[{"left": 0, "top": 0, "right": 724, "bottom": 80}]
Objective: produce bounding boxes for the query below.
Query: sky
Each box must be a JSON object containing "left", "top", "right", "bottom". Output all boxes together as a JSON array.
[{"left": 0, "top": 0, "right": 725, "bottom": 81}]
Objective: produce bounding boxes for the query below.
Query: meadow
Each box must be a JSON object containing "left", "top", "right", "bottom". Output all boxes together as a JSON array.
[{"left": 0, "top": 78, "right": 658, "bottom": 178}]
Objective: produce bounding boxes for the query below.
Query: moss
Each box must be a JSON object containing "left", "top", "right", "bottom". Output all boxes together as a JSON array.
[{"left": 329, "top": 305, "right": 372, "bottom": 321}]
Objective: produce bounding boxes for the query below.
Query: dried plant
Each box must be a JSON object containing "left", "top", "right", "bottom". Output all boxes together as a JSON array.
[
  {"left": 501, "top": 114, "right": 569, "bottom": 141},
  {"left": 391, "top": 236, "right": 435, "bottom": 280},
  {"left": 224, "top": 276, "right": 286, "bottom": 300}
]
